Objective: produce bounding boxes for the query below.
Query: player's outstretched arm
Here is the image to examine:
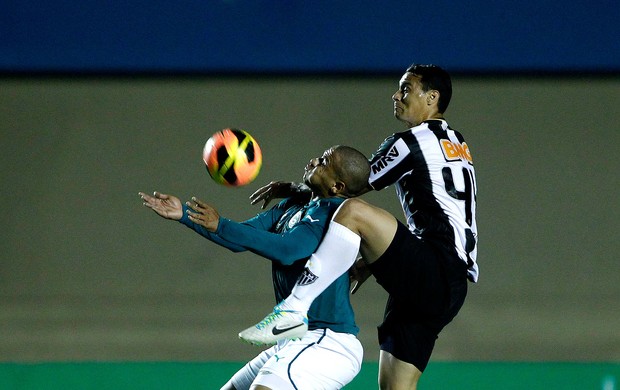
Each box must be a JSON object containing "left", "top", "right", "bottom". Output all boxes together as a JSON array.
[
  {"left": 249, "top": 181, "right": 311, "bottom": 209},
  {"left": 139, "top": 191, "right": 183, "bottom": 220}
]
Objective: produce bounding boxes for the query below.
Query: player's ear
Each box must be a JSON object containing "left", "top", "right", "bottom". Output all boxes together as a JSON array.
[
  {"left": 427, "top": 90, "right": 439, "bottom": 105},
  {"left": 330, "top": 181, "right": 346, "bottom": 196}
]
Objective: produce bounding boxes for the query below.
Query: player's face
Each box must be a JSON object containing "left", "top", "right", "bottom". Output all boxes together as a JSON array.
[
  {"left": 392, "top": 72, "right": 430, "bottom": 127},
  {"left": 303, "top": 148, "right": 340, "bottom": 197}
]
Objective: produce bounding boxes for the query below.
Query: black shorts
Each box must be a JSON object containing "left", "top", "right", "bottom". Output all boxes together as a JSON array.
[{"left": 367, "top": 221, "right": 468, "bottom": 372}]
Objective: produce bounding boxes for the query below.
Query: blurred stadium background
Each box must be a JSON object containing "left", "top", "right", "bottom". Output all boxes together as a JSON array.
[{"left": 1, "top": 1, "right": 619, "bottom": 388}]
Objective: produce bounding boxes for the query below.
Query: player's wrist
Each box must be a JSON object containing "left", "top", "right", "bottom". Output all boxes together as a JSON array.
[{"left": 292, "top": 182, "right": 311, "bottom": 194}]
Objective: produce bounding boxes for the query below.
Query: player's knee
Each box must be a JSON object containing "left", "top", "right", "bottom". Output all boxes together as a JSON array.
[
  {"left": 378, "top": 372, "right": 420, "bottom": 390},
  {"left": 333, "top": 198, "right": 368, "bottom": 226}
]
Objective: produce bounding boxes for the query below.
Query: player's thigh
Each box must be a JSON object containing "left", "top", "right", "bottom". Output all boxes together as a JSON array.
[
  {"left": 334, "top": 198, "right": 398, "bottom": 263},
  {"left": 254, "top": 329, "right": 363, "bottom": 390},
  {"left": 378, "top": 350, "right": 422, "bottom": 390},
  {"left": 290, "top": 330, "right": 363, "bottom": 389}
]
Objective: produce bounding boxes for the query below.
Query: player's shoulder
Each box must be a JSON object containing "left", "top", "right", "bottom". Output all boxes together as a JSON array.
[
  {"left": 277, "top": 196, "right": 306, "bottom": 209},
  {"left": 387, "top": 122, "right": 437, "bottom": 144},
  {"left": 410, "top": 119, "right": 467, "bottom": 143},
  {"left": 303, "top": 197, "right": 344, "bottom": 219},
  {"left": 310, "top": 197, "right": 345, "bottom": 210}
]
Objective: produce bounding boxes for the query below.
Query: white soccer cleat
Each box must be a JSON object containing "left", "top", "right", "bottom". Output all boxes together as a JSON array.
[{"left": 239, "top": 305, "right": 308, "bottom": 346}]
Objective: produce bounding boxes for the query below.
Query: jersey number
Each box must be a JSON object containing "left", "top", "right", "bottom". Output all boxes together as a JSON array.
[
  {"left": 442, "top": 166, "right": 475, "bottom": 226},
  {"left": 443, "top": 166, "right": 476, "bottom": 259}
]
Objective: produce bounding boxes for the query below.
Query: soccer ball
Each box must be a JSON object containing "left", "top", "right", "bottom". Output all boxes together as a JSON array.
[{"left": 202, "top": 128, "right": 262, "bottom": 186}]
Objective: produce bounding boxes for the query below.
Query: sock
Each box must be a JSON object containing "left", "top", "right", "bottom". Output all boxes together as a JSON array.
[{"left": 280, "top": 221, "right": 361, "bottom": 313}]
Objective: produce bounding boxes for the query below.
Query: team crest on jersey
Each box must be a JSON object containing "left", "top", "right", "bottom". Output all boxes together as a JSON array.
[
  {"left": 440, "top": 139, "right": 473, "bottom": 164},
  {"left": 288, "top": 210, "right": 303, "bottom": 228}
]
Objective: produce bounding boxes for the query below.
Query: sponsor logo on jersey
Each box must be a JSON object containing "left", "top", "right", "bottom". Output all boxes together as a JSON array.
[
  {"left": 440, "top": 139, "right": 473, "bottom": 163},
  {"left": 371, "top": 139, "right": 408, "bottom": 176}
]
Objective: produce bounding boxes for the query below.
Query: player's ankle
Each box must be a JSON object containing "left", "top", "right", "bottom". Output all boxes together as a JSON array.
[{"left": 278, "top": 297, "right": 311, "bottom": 314}]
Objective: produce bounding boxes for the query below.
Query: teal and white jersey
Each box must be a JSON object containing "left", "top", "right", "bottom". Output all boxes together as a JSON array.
[{"left": 179, "top": 197, "right": 358, "bottom": 335}]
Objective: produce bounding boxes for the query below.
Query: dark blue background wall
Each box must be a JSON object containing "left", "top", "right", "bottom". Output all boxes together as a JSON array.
[{"left": 2, "top": 0, "right": 618, "bottom": 74}]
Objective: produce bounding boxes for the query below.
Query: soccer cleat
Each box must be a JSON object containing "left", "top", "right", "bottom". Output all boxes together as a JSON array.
[{"left": 238, "top": 305, "right": 308, "bottom": 345}]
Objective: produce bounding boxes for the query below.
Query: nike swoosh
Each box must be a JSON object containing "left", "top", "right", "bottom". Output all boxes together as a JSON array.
[
  {"left": 304, "top": 216, "right": 319, "bottom": 223},
  {"left": 272, "top": 323, "right": 305, "bottom": 336}
]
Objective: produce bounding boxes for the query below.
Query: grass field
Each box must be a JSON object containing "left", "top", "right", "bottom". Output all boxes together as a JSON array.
[{"left": 0, "top": 361, "right": 618, "bottom": 389}]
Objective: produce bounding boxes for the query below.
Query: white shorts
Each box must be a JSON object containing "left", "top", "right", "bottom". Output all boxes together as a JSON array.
[{"left": 230, "top": 328, "right": 363, "bottom": 390}]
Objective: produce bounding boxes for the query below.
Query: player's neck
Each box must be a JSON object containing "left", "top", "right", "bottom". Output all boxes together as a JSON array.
[{"left": 407, "top": 114, "right": 445, "bottom": 127}]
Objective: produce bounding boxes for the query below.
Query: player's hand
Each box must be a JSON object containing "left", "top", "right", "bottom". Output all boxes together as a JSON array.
[
  {"left": 250, "top": 181, "right": 311, "bottom": 209},
  {"left": 349, "top": 257, "right": 372, "bottom": 294},
  {"left": 249, "top": 181, "right": 293, "bottom": 209},
  {"left": 186, "top": 197, "right": 220, "bottom": 232},
  {"left": 139, "top": 191, "right": 183, "bottom": 220}
]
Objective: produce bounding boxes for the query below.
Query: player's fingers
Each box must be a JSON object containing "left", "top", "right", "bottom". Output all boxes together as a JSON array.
[
  {"left": 261, "top": 196, "right": 273, "bottom": 210},
  {"left": 192, "top": 197, "right": 212, "bottom": 210},
  {"left": 348, "top": 267, "right": 358, "bottom": 291},
  {"left": 186, "top": 201, "right": 201, "bottom": 213},
  {"left": 186, "top": 208, "right": 203, "bottom": 219},
  {"left": 250, "top": 186, "right": 271, "bottom": 204},
  {"left": 191, "top": 196, "right": 202, "bottom": 206},
  {"left": 139, "top": 192, "right": 157, "bottom": 206},
  {"left": 250, "top": 194, "right": 266, "bottom": 205},
  {"left": 351, "top": 278, "right": 366, "bottom": 294},
  {"left": 154, "top": 191, "right": 169, "bottom": 199},
  {"left": 350, "top": 280, "right": 359, "bottom": 294},
  {"left": 249, "top": 187, "right": 264, "bottom": 201}
]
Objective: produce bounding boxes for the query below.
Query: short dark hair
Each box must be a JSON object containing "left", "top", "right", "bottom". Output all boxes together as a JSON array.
[
  {"left": 406, "top": 64, "right": 452, "bottom": 113},
  {"left": 332, "top": 145, "right": 370, "bottom": 197}
]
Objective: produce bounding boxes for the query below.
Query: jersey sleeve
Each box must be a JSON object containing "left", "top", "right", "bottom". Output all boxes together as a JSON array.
[
  {"left": 368, "top": 132, "right": 414, "bottom": 190},
  {"left": 216, "top": 199, "right": 335, "bottom": 265},
  {"left": 177, "top": 200, "right": 288, "bottom": 253}
]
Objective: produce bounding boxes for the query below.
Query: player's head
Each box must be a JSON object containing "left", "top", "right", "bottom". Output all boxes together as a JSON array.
[
  {"left": 393, "top": 64, "right": 452, "bottom": 126},
  {"left": 406, "top": 64, "right": 452, "bottom": 113},
  {"left": 303, "top": 145, "right": 370, "bottom": 198}
]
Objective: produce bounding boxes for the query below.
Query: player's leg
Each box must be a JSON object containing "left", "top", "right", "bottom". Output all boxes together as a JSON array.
[
  {"left": 223, "top": 347, "right": 275, "bottom": 390},
  {"left": 332, "top": 197, "right": 399, "bottom": 264},
  {"left": 237, "top": 217, "right": 359, "bottom": 344},
  {"left": 251, "top": 329, "right": 363, "bottom": 390},
  {"left": 222, "top": 382, "right": 272, "bottom": 390},
  {"left": 219, "top": 380, "right": 237, "bottom": 390},
  {"left": 239, "top": 198, "right": 397, "bottom": 344},
  {"left": 378, "top": 350, "right": 422, "bottom": 390},
  {"left": 281, "top": 197, "right": 397, "bottom": 310},
  {"left": 370, "top": 227, "right": 469, "bottom": 390}
]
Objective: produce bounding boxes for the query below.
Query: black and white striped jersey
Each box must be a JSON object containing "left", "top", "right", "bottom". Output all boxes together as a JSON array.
[{"left": 368, "top": 119, "right": 479, "bottom": 282}]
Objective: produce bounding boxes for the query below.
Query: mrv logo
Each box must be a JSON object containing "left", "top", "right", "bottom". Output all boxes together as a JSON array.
[{"left": 372, "top": 145, "right": 401, "bottom": 174}]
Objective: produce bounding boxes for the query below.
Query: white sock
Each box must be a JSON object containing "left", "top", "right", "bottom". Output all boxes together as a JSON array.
[{"left": 280, "top": 221, "right": 360, "bottom": 313}]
